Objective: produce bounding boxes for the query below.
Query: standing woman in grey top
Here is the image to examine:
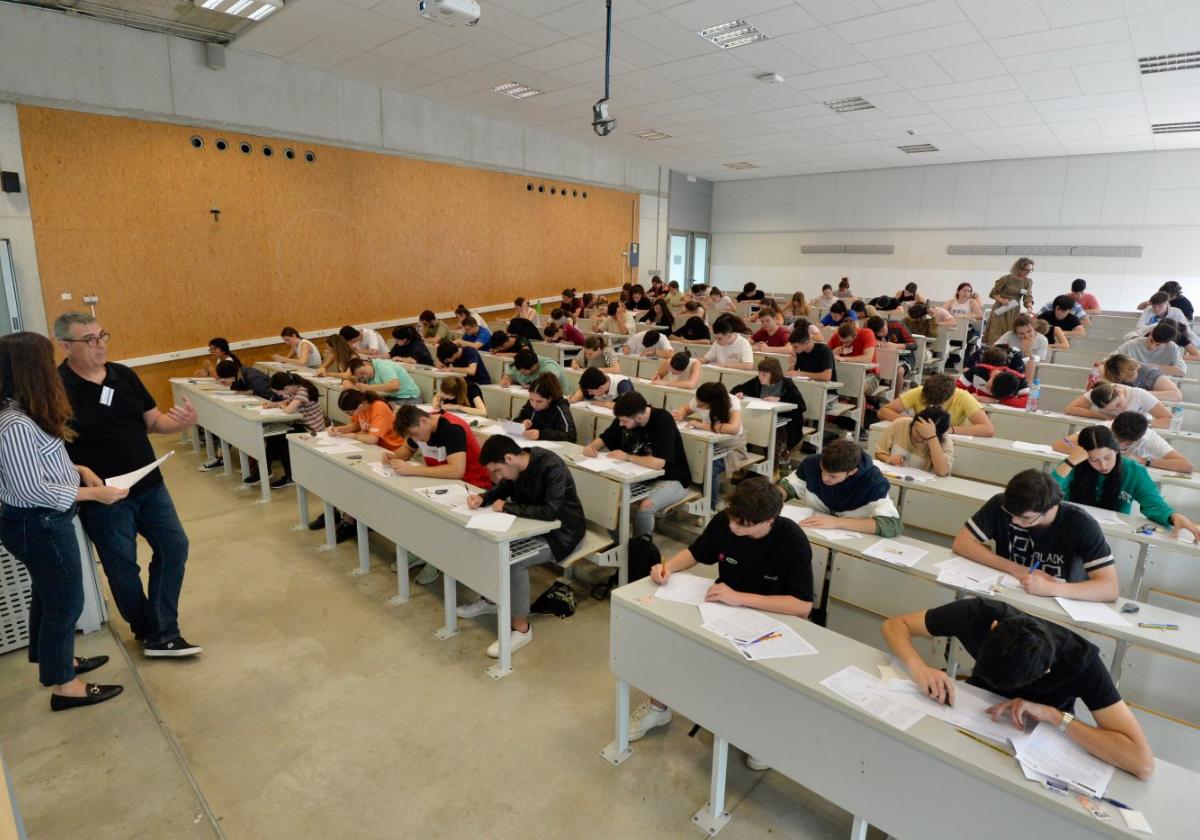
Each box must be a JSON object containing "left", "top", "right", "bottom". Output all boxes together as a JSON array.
[{"left": 0, "top": 332, "right": 127, "bottom": 710}]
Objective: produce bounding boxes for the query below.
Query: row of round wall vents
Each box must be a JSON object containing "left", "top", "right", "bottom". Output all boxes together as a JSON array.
[
  {"left": 189, "top": 135, "right": 315, "bottom": 162},
  {"left": 527, "top": 183, "right": 587, "bottom": 198}
]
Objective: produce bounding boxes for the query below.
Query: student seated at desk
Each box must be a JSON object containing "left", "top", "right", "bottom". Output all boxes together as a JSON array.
[
  {"left": 639, "top": 299, "right": 675, "bottom": 331},
  {"left": 513, "top": 374, "right": 576, "bottom": 442},
  {"left": 733, "top": 358, "right": 807, "bottom": 453},
  {"left": 543, "top": 318, "right": 585, "bottom": 348},
  {"left": 836, "top": 277, "right": 855, "bottom": 300},
  {"left": 331, "top": 389, "right": 404, "bottom": 450},
  {"left": 879, "top": 373, "right": 995, "bottom": 437},
  {"left": 672, "top": 301, "right": 710, "bottom": 343},
  {"left": 272, "top": 327, "right": 321, "bottom": 367},
  {"left": 894, "top": 281, "right": 924, "bottom": 305},
  {"left": 512, "top": 296, "right": 540, "bottom": 325},
  {"left": 1117, "top": 322, "right": 1187, "bottom": 377},
  {"left": 751, "top": 309, "right": 792, "bottom": 349},
  {"left": 1102, "top": 353, "right": 1181, "bottom": 400},
  {"left": 487, "top": 330, "right": 532, "bottom": 356},
  {"left": 957, "top": 360, "right": 1028, "bottom": 409},
  {"left": 780, "top": 292, "right": 811, "bottom": 324},
  {"left": 316, "top": 334, "right": 357, "bottom": 380},
  {"left": 777, "top": 438, "right": 901, "bottom": 536},
  {"left": 433, "top": 375, "right": 487, "bottom": 417},
  {"left": 653, "top": 351, "right": 702, "bottom": 390},
  {"left": 458, "top": 436, "right": 587, "bottom": 658},
  {"left": 1052, "top": 426, "right": 1200, "bottom": 540},
  {"left": 815, "top": 284, "right": 837, "bottom": 308},
  {"left": 1036, "top": 317, "right": 1070, "bottom": 351},
  {"left": 194, "top": 337, "right": 240, "bottom": 377},
  {"left": 599, "top": 300, "right": 636, "bottom": 336},
  {"left": 736, "top": 282, "right": 766, "bottom": 303},
  {"left": 628, "top": 284, "right": 652, "bottom": 312},
  {"left": 1070, "top": 278, "right": 1102, "bottom": 315},
  {"left": 902, "top": 303, "right": 955, "bottom": 340},
  {"left": 454, "top": 317, "right": 491, "bottom": 351},
  {"left": 1054, "top": 411, "right": 1193, "bottom": 473},
  {"left": 347, "top": 358, "right": 421, "bottom": 405},
  {"left": 630, "top": 476, "right": 815, "bottom": 751},
  {"left": 707, "top": 287, "right": 736, "bottom": 313},
  {"left": 571, "top": 336, "right": 620, "bottom": 373},
  {"left": 881, "top": 598, "right": 1154, "bottom": 780},
  {"left": 873, "top": 406, "right": 954, "bottom": 477},
  {"left": 948, "top": 281, "right": 985, "bottom": 320},
  {"left": 827, "top": 321, "right": 877, "bottom": 376},
  {"left": 1129, "top": 291, "right": 1199, "bottom": 344},
  {"left": 454, "top": 303, "right": 488, "bottom": 331},
  {"left": 505, "top": 316, "right": 543, "bottom": 344},
  {"left": 436, "top": 339, "right": 491, "bottom": 386},
  {"left": 786, "top": 322, "right": 835, "bottom": 381},
  {"left": 953, "top": 470, "right": 1118, "bottom": 601},
  {"left": 559, "top": 288, "right": 579, "bottom": 315},
  {"left": 386, "top": 405, "right": 491, "bottom": 490},
  {"left": 571, "top": 366, "right": 633, "bottom": 407},
  {"left": 664, "top": 280, "right": 683, "bottom": 309},
  {"left": 820, "top": 300, "right": 857, "bottom": 327},
  {"left": 673, "top": 382, "right": 747, "bottom": 508},
  {"left": 502, "top": 349, "right": 569, "bottom": 393},
  {"left": 255, "top": 373, "right": 325, "bottom": 489},
  {"left": 339, "top": 325, "right": 388, "bottom": 359},
  {"left": 419, "top": 310, "right": 450, "bottom": 344},
  {"left": 1037, "top": 294, "right": 1089, "bottom": 334},
  {"left": 622, "top": 328, "right": 673, "bottom": 359},
  {"left": 866, "top": 314, "right": 915, "bottom": 388},
  {"left": 215, "top": 359, "right": 273, "bottom": 400},
  {"left": 1066, "top": 382, "right": 1171, "bottom": 429},
  {"left": 583, "top": 392, "right": 692, "bottom": 537},
  {"left": 389, "top": 325, "right": 434, "bottom": 367},
  {"left": 992, "top": 314, "right": 1048, "bottom": 364},
  {"left": 703, "top": 315, "right": 755, "bottom": 370}
]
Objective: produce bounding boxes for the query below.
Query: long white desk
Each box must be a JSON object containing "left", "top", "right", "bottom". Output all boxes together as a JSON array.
[{"left": 602, "top": 578, "right": 1199, "bottom": 838}]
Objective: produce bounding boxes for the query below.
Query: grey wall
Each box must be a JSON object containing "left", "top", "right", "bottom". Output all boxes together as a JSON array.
[{"left": 668, "top": 171, "right": 712, "bottom": 233}]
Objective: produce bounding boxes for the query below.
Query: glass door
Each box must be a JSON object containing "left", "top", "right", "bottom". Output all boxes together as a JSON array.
[
  {"left": 668, "top": 234, "right": 689, "bottom": 287},
  {"left": 0, "top": 241, "right": 21, "bottom": 335},
  {"left": 692, "top": 234, "right": 709, "bottom": 286},
  {"left": 668, "top": 231, "right": 710, "bottom": 290}
]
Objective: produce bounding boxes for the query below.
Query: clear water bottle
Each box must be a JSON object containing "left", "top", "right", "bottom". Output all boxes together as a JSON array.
[
  {"left": 1027, "top": 378, "right": 1040, "bottom": 412},
  {"left": 1170, "top": 405, "right": 1184, "bottom": 433}
]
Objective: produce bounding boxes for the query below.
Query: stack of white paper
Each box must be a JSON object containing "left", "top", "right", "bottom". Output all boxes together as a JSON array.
[
  {"left": 415, "top": 484, "right": 475, "bottom": 511},
  {"left": 933, "top": 556, "right": 1020, "bottom": 595},
  {"left": 1073, "top": 504, "right": 1125, "bottom": 525},
  {"left": 213, "top": 394, "right": 259, "bottom": 404},
  {"left": 735, "top": 625, "right": 818, "bottom": 661},
  {"left": 808, "top": 527, "right": 862, "bottom": 541},
  {"left": 520, "top": 440, "right": 563, "bottom": 450},
  {"left": 1054, "top": 597, "right": 1130, "bottom": 626},
  {"left": 873, "top": 461, "right": 937, "bottom": 482},
  {"left": 588, "top": 405, "right": 615, "bottom": 417},
  {"left": 653, "top": 573, "right": 712, "bottom": 605},
  {"left": 1011, "top": 722, "right": 1115, "bottom": 797},
  {"left": 698, "top": 602, "right": 782, "bottom": 643},
  {"left": 465, "top": 512, "right": 515, "bottom": 532},
  {"left": 497, "top": 419, "right": 527, "bottom": 438},
  {"left": 863, "top": 539, "right": 928, "bottom": 568},
  {"left": 820, "top": 666, "right": 926, "bottom": 731},
  {"left": 1011, "top": 440, "right": 1057, "bottom": 454},
  {"left": 368, "top": 462, "right": 395, "bottom": 478},
  {"left": 887, "top": 678, "right": 1022, "bottom": 744},
  {"left": 741, "top": 397, "right": 779, "bottom": 410},
  {"left": 778, "top": 506, "right": 814, "bottom": 524}
]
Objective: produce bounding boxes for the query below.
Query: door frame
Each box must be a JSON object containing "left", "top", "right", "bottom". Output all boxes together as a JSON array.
[{"left": 668, "top": 229, "right": 711, "bottom": 289}]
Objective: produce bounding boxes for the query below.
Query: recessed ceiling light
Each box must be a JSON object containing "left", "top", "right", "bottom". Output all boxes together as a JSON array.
[
  {"left": 632, "top": 129, "right": 672, "bottom": 141},
  {"left": 1152, "top": 121, "right": 1200, "bottom": 134},
  {"left": 723, "top": 161, "right": 758, "bottom": 170},
  {"left": 1138, "top": 51, "right": 1200, "bottom": 74},
  {"left": 193, "top": 0, "right": 281, "bottom": 18},
  {"left": 697, "top": 20, "right": 768, "bottom": 50},
  {"left": 491, "top": 82, "right": 544, "bottom": 99},
  {"left": 898, "top": 144, "right": 938, "bottom": 153},
  {"left": 824, "top": 97, "right": 875, "bottom": 113}
]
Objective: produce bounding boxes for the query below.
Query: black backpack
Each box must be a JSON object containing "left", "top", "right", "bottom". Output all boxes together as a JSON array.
[{"left": 592, "top": 534, "right": 661, "bottom": 600}]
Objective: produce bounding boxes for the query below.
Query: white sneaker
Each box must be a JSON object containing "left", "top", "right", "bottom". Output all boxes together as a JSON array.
[
  {"left": 415, "top": 563, "right": 440, "bottom": 585},
  {"left": 746, "top": 754, "right": 770, "bottom": 771},
  {"left": 486, "top": 626, "right": 532, "bottom": 658},
  {"left": 628, "top": 701, "right": 672, "bottom": 741},
  {"left": 389, "top": 556, "right": 426, "bottom": 573},
  {"left": 457, "top": 598, "right": 498, "bottom": 619}
]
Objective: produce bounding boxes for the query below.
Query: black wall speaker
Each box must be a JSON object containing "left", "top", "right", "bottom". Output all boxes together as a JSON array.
[{"left": 0, "top": 171, "right": 20, "bottom": 194}]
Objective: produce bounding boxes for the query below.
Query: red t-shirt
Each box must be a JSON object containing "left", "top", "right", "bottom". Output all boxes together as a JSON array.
[
  {"left": 751, "top": 326, "right": 791, "bottom": 347},
  {"left": 828, "top": 328, "right": 877, "bottom": 372},
  {"left": 409, "top": 412, "right": 492, "bottom": 489}
]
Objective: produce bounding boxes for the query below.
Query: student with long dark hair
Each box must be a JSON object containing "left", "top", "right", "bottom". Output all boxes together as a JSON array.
[
  {"left": 733, "top": 358, "right": 807, "bottom": 453},
  {"left": 513, "top": 373, "right": 577, "bottom": 442},
  {"left": 316, "top": 334, "right": 357, "bottom": 380},
  {"left": 0, "top": 332, "right": 127, "bottom": 710},
  {"left": 253, "top": 372, "right": 323, "bottom": 489},
  {"left": 331, "top": 389, "right": 404, "bottom": 450},
  {"left": 195, "top": 337, "right": 241, "bottom": 377},
  {"left": 673, "top": 381, "right": 747, "bottom": 507},
  {"left": 639, "top": 299, "right": 675, "bottom": 330},
  {"left": 433, "top": 375, "right": 487, "bottom": 417},
  {"left": 272, "top": 327, "right": 321, "bottom": 367},
  {"left": 1052, "top": 425, "right": 1200, "bottom": 540},
  {"left": 873, "top": 405, "right": 953, "bottom": 476}
]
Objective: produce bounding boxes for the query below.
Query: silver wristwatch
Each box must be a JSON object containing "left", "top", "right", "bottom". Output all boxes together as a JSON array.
[{"left": 1059, "top": 711, "right": 1075, "bottom": 732}]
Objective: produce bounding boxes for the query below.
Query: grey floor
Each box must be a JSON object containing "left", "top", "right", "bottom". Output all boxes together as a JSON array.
[{"left": 0, "top": 438, "right": 883, "bottom": 840}]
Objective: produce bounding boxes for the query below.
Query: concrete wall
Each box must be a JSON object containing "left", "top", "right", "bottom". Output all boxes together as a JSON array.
[
  {"left": 710, "top": 150, "right": 1200, "bottom": 310},
  {"left": 668, "top": 171, "right": 712, "bottom": 234},
  {"left": 0, "top": 2, "right": 670, "bottom": 327}
]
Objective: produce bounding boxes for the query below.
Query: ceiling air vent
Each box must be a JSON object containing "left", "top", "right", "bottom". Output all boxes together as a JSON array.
[
  {"left": 824, "top": 97, "right": 874, "bottom": 113},
  {"left": 898, "top": 144, "right": 938, "bottom": 153},
  {"left": 1139, "top": 51, "right": 1200, "bottom": 75},
  {"left": 723, "top": 161, "right": 758, "bottom": 170},
  {"left": 632, "top": 129, "right": 672, "bottom": 141},
  {"left": 1152, "top": 122, "right": 1200, "bottom": 134}
]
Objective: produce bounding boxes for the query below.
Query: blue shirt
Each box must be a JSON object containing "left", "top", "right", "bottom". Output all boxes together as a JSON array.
[
  {"left": 457, "top": 346, "right": 491, "bottom": 385},
  {"left": 820, "top": 310, "right": 858, "bottom": 326}
]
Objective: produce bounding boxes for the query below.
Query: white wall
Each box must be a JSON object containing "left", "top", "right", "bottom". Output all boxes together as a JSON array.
[
  {"left": 0, "top": 102, "right": 44, "bottom": 334},
  {"left": 668, "top": 171, "right": 712, "bottom": 234},
  {"left": 711, "top": 150, "right": 1200, "bottom": 311}
]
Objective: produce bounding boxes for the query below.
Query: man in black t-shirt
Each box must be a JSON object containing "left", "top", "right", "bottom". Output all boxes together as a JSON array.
[
  {"left": 952, "top": 470, "right": 1118, "bottom": 602},
  {"left": 1037, "top": 294, "right": 1086, "bottom": 336},
  {"left": 55, "top": 312, "right": 203, "bottom": 658},
  {"left": 881, "top": 598, "right": 1154, "bottom": 780},
  {"left": 629, "top": 478, "right": 814, "bottom": 769},
  {"left": 786, "top": 323, "right": 835, "bottom": 382},
  {"left": 584, "top": 392, "right": 691, "bottom": 537}
]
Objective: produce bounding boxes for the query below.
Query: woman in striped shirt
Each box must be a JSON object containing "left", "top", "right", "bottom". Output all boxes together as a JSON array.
[
  {"left": 0, "top": 332, "right": 127, "bottom": 711},
  {"left": 256, "top": 372, "right": 325, "bottom": 490}
]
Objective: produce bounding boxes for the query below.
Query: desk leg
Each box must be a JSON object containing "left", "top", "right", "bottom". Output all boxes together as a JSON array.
[
  {"left": 1110, "top": 640, "right": 1129, "bottom": 686},
  {"left": 351, "top": 521, "right": 370, "bottom": 576},
  {"left": 319, "top": 502, "right": 336, "bottom": 552},
  {"left": 388, "top": 546, "right": 411, "bottom": 606},
  {"left": 487, "top": 548, "right": 514, "bottom": 680},
  {"left": 220, "top": 439, "right": 233, "bottom": 477},
  {"left": 692, "top": 735, "right": 732, "bottom": 836},
  {"left": 204, "top": 428, "right": 215, "bottom": 462},
  {"left": 237, "top": 450, "right": 251, "bottom": 490},
  {"left": 600, "top": 678, "right": 633, "bottom": 766},
  {"left": 257, "top": 435, "right": 272, "bottom": 504},
  {"left": 192, "top": 424, "right": 201, "bottom": 454},
  {"left": 434, "top": 573, "right": 459, "bottom": 641},
  {"left": 617, "top": 487, "right": 632, "bottom": 587},
  {"left": 849, "top": 815, "right": 869, "bottom": 840},
  {"left": 293, "top": 486, "right": 310, "bottom": 531},
  {"left": 813, "top": 549, "right": 836, "bottom": 627},
  {"left": 1127, "top": 543, "right": 1149, "bottom": 601}
]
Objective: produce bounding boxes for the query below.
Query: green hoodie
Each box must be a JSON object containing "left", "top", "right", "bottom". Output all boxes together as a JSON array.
[{"left": 1054, "top": 457, "right": 1174, "bottom": 526}]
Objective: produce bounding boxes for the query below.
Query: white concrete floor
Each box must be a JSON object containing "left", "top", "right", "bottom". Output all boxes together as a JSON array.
[{"left": 0, "top": 437, "right": 885, "bottom": 840}]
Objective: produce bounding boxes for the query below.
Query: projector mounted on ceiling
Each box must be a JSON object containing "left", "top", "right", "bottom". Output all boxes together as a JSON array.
[
  {"left": 592, "top": 0, "right": 616, "bottom": 137},
  {"left": 417, "top": 0, "right": 480, "bottom": 26}
]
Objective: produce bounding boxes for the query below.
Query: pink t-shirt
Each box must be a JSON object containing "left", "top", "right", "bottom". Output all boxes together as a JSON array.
[{"left": 1078, "top": 292, "right": 1100, "bottom": 310}]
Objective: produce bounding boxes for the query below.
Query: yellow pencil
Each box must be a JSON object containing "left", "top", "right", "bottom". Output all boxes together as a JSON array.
[{"left": 956, "top": 729, "right": 1011, "bottom": 757}]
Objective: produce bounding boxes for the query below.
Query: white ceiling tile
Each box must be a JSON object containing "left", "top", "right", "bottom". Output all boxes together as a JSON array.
[
  {"left": 1004, "top": 41, "right": 1135, "bottom": 73},
  {"left": 1012, "top": 67, "right": 1083, "bottom": 100},
  {"left": 233, "top": 23, "right": 315, "bottom": 59},
  {"left": 1037, "top": 0, "right": 1125, "bottom": 28},
  {"left": 957, "top": 0, "right": 1050, "bottom": 38},
  {"left": 734, "top": 40, "right": 820, "bottom": 77},
  {"left": 854, "top": 21, "right": 983, "bottom": 60},
  {"left": 652, "top": 50, "right": 751, "bottom": 81},
  {"left": 540, "top": 1, "right": 655, "bottom": 37},
  {"left": 794, "top": 1, "right": 884, "bottom": 25},
  {"left": 801, "top": 76, "right": 901, "bottom": 104},
  {"left": 929, "top": 43, "right": 1009, "bottom": 82},
  {"left": 1043, "top": 102, "right": 1148, "bottom": 122},
  {"left": 785, "top": 62, "right": 886, "bottom": 91},
  {"left": 372, "top": 27, "right": 460, "bottom": 62},
  {"left": 1097, "top": 116, "right": 1152, "bottom": 137},
  {"left": 615, "top": 14, "right": 713, "bottom": 61},
  {"left": 862, "top": 90, "right": 931, "bottom": 116},
  {"left": 410, "top": 76, "right": 488, "bottom": 101},
  {"left": 745, "top": 5, "right": 826, "bottom": 38},
  {"left": 1144, "top": 83, "right": 1200, "bottom": 112},
  {"left": 911, "top": 75, "right": 1017, "bottom": 103},
  {"left": 1128, "top": 8, "right": 1200, "bottom": 55},
  {"left": 924, "top": 89, "right": 1029, "bottom": 112},
  {"left": 938, "top": 108, "right": 998, "bottom": 131},
  {"left": 1049, "top": 119, "right": 1102, "bottom": 139},
  {"left": 420, "top": 45, "right": 506, "bottom": 77},
  {"left": 774, "top": 27, "right": 868, "bottom": 69},
  {"left": 983, "top": 101, "right": 1045, "bottom": 125},
  {"left": 990, "top": 19, "right": 1129, "bottom": 58},
  {"left": 1072, "top": 60, "right": 1142, "bottom": 95},
  {"left": 292, "top": 1, "right": 414, "bottom": 39},
  {"left": 286, "top": 36, "right": 363, "bottom": 70},
  {"left": 269, "top": 10, "right": 391, "bottom": 50},
  {"left": 660, "top": 0, "right": 799, "bottom": 31},
  {"left": 490, "top": 0, "right": 579, "bottom": 15},
  {"left": 474, "top": 5, "right": 571, "bottom": 49},
  {"left": 876, "top": 53, "right": 953, "bottom": 88},
  {"left": 547, "top": 55, "right": 640, "bottom": 85},
  {"left": 830, "top": 0, "right": 966, "bottom": 44},
  {"left": 512, "top": 39, "right": 603, "bottom": 73}
]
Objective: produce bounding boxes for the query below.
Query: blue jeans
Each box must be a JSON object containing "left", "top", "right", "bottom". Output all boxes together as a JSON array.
[
  {"left": 0, "top": 504, "right": 83, "bottom": 686},
  {"left": 79, "top": 483, "right": 189, "bottom": 645}
]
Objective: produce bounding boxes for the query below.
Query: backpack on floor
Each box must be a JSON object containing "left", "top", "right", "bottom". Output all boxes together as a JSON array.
[
  {"left": 591, "top": 534, "right": 661, "bottom": 600},
  {"left": 531, "top": 580, "right": 576, "bottom": 618}
]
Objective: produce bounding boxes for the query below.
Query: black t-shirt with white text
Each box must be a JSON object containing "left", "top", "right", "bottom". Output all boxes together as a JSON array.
[
  {"left": 966, "top": 495, "right": 1114, "bottom": 582},
  {"left": 689, "top": 512, "right": 814, "bottom": 602},
  {"left": 599, "top": 407, "right": 691, "bottom": 488},
  {"left": 792, "top": 342, "right": 836, "bottom": 378}
]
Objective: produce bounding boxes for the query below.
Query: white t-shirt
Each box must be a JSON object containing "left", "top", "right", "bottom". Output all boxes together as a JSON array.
[
  {"left": 1124, "top": 429, "right": 1173, "bottom": 462},
  {"left": 704, "top": 334, "right": 753, "bottom": 366},
  {"left": 626, "top": 330, "right": 671, "bottom": 356},
  {"left": 1091, "top": 385, "right": 1159, "bottom": 419},
  {"left": 689, "top": 394, "right": 743, "bottom": 435},
  {"left": 994, "top": 330, "right": 1048, "bottom": 361},
  {"left": 358, "top": 327, "right": 389, "bottom": 357},
  {"left": 296, "top": 338, "right": 321, "bottom": 367},
  {"left": 584, "top": 373, "right": 629, "bottom": 401}
]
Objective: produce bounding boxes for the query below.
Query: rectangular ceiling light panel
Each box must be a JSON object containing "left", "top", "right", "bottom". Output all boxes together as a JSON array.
[{"left": 697, "top": 20, "right": 768, "bottom": 50}]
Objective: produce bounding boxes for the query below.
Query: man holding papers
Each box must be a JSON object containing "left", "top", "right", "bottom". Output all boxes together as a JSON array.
[
  {"left": 629, "top": 478, "right": 813, "bottom": 770},
  {"left": 953, "top": 470, "right": 1119, "bottom": 602},
  {"left": 881, "top": 598, "right": 1155, "bottom": 780},
  {"left": 55, "top": 312, "right": 202, "bottom": 658}
]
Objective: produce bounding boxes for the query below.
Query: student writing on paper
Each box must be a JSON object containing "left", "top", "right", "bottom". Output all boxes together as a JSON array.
[
  {"left": 458, "top": 436, "right": 586, "bottom": 659},
  {"left": 672, "top": 301, "right": 711, "bottom": 343},
  {"left": 879, "top": 373, "right": 995, "bottom": 438},
  {"left": 991, "top": 314, "right": 1048, "bottom": 365},
  {"left": 453, "top": 316, "right": 491, "bottom": 351},
  {"left": 571, "top": 336, "right": 620, "bottom": 374},
  {"left": 786, "top": 323, "right": 835, "bottom": 381},
  {"left": 348, "top": 358, "right": 421, "bottom": 405},
  {"left": 339, "top": 325, "right": 389, "bottom": 359},
  {"left": 953, "top": 470, "right": 1119, "bottom": 602},
  {"left": 652, "top": 351, "right": 702, "bottom": 390},
  {"left": 673, "top": 382, "right": 747, "bottom": 509},
  {"left": 1052, "top": 411, "right": 1193, "bottom": 473},
  {"left": 502, "top": 349, "right": 570, "bottom": 394},
  {"left": 1101, "top": 353, "right": 1181, "bottom": 400},
  {"left": 1116, "top": 321, "right": 1187, "bottom": 377},
  {"left": 388, "top": 325, "right": 434, "bottom": 368},
  {"left": 873, "top": 406, "right": 954, "bottom": 477},
  {"left": 777, "top": 439, "right": 902, "bottom": 536},
  {"left": 570, "top": 367, "right": 633, "bottom": 408},
  {"left": 315, "top": 334, "right": 358, "bottom": 380},
  {"left": 419, "top": 310, "right": 451, "bottom": 343},
  {"left": 253, "top": 373, "right": 324, "bottom": 490},
  {"left": 1052, "top": 426, "right": 1200, "bottom": 541},
  {"left": 271, "top": 326, "right": 321, "bottom": 368},
  {"left": 702, "top": 315, "right": 755, "bottom": 370},
  {"left": 881, "top": 598, "right": 1154, "bottom": 780},
  {"left": 385, "top": 406, "right": 492, "bottom": 490},
  {"left": 512, "top": 374, "right": 576, "bottom": 442},
  {"left": 330, "top": 390, "right": 404, "bottom": 450},
  {"left": 435, "top": 340, "right": 492, "bottom": 386},
  {"left": 630, "top": 477, "right": 813, "bottom": 771},
  {"left": 732, "top": 358, "right": 807, "bottom": 454},
  {"left": 432, "top": 375, "right": 487, "bottom": 417}
]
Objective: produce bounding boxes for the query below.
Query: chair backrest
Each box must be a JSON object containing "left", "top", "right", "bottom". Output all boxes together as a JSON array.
[{"left": 874, "top": 345, "right": 901, "bottom": 384}]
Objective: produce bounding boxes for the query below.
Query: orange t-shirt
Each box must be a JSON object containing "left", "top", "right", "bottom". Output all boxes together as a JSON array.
[{"left": 354, "top": 400, "right": 404, "bottom": 451}]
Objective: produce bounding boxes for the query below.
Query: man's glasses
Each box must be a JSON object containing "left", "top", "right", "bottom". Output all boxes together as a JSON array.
[
  {"left": 1001, "top": 504, "right": 1044, "bottom": 527},
  {"left": 62, "top": 331, "right": 111, "bottom": 348}
]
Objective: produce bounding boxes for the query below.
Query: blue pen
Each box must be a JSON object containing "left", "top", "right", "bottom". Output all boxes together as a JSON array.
[{"left": 1029, "top": 559, "right": 1041, "bottom": 573}]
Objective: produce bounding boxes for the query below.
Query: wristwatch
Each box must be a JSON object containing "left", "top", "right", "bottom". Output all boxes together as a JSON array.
[{"left": 1059, "top": 711, "right": 1075, "bottom": 733}]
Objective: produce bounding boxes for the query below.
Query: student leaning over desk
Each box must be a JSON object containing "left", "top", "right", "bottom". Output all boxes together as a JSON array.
[
  {"left": 776, "top": 439, "right": 902, "bottom": 536},
  {"left": 1052, "top": 411, "right": 1193, "bottom": 474},
  {"left": 1052, "top": 426, "right": 1200, "bottom": 541},
  {"left": 879, "top": 373, "right": 995, "bottom": 438},
  {"left": 881, "top": 598, "right": 1154, "bottom": 780},
  {"left": 873, "top": 406, "right": 953, "bottom": 477}
]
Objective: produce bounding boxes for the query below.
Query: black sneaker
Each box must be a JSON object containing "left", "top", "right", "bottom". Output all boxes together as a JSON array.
[
  {"left": 308, "top": 514, "right": 326, "bottom": 531},
  {"left": 199, "top": 457, "right": 224, "bottom": 472},
  {"left": 144, "top": 637, "right": 203, "bottom": 658},
  {"left": 335, "top": 522, "right": 355, "bottom": 544},
  {"left": 242, "top": 471, "right": 261, "bottom": 485},
  {"left": 270, "top": 475, "right": 295, "bottom": 489}
]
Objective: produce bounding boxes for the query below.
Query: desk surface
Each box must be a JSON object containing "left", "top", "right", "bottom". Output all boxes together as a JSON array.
[{"left": 171, "top": 378, "right": 303, "bottom": 423}]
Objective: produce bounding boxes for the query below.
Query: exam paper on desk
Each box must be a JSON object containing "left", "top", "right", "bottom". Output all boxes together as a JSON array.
[
  {"left": 464, "top": 512, "right": 516, "bottom": 532},
  {"left": 1011, "top": 440, "right": 1057, "bottom": 454},
  {"left": 862, "top": 538, "right": 927, "bottom": 568},
  {"left": 653, "top": 573, "right": 713, "bottom": 606},
  {"left": 820, "top": 666, "right": 925, "bottom": 731},
  {"left": 886, "top": 677, "right": 1023, "bottom": 745},
  {"left": 698, "top": 602, "right": 783, "bottom": 644},
  {"left": 1010, "top": 722, "right": 1115, "bottom": 797},
  {"left": 1054, "top": 597, "right": 1131, "bottom": 627},
  {"left": 874, "top": 461, "right": 936, "bottom": 482},
  {"left": 735, "top": 625, "right": 818, "bottom": 661},
  {"left": 1073, "top": 503, "right": 1125, "bottom": 525}
]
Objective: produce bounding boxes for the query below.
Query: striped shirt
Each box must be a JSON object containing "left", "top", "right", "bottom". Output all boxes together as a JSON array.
[
  {"left": 0, "top": 403, "right": 79, "bottom": 511},
  {"left": 293, "top": 396, "right": 325, "bottom": 435}
]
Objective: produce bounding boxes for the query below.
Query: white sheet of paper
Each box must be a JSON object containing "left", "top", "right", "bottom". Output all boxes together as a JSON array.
[
  {"left": 588, "top": 404, "right": 614, "bottom": 417},
  {"left": 863, "top": 538, "right": 927, "bottom": 568},
  {"left": 778, "top": 506, "right": 814, "bottom": 524},
  {"left": 520, "top": 440, "right": 563, "bottom": 450},
  {"left": 1054, "top": 597, "right": 1131, "bottom": 626},
  {"left": 874, "top": 461, "right": 936, "bottom": 482},
  {"left": 1011, "top": 440, "right": 1057, "bottom": 454},
  {"left": 735, "top": 624, "right": 818, "bottom": 661},
  {"left": 254, "top": 407, "right": 289, "bottom": 416},
  {"left": 498, "top": 419, "right": 527, "bottom": 437},
  {"left": 1072, "top": 503, "right": 1125, "bottom": 524},
  {"left": 808, "top": 527, "right": 861, "bottom": 541},
  {"left": 317, "top": 444, "right": 361, "bottom": 456},
  {"left": 415, "top": 484, "right": 473, "bottom": 509},
  {"left": 819, "top": 666, "right": 925, "bottom": 731},
  {"left": 887, "top": 678, "right": 1023, "bottom": 744},
  {"left": 105, "top": 452, "right": 174, "bottom": 490},
  {"left": 1011, "top": 722, "right": 1115, "bottom": 797},
  {"left": 1121, "top": 809, "right": 1153, "bottom": 833},
  {"left": 698, "top": 602, "right": 783, "bottom": 644},
  {"left": 574, "top": 457, "right": 615, "bottom": 473},
  {"left": 740, "top": 397, "right": 778, "bottom": 410},
  {"left": 369, "top": 462, "right": 395, "bottom": 478},
  {"left": 464, "top": 511, "right": 516, "bottom": 532},
  {"left": 653, "top": 572, "right": 713, "bottom": 606}
]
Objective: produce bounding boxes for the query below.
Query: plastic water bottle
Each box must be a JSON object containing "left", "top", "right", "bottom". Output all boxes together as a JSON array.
[
  {"left": 1170, "top": 405, "right": 1184, "bottom": 433},
  {"left": 1086, "top": 362, "right": 1102, "bottom": 390},
  {"left": 1027, "top": 378, "right": 1040, "bottom": 413}
]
